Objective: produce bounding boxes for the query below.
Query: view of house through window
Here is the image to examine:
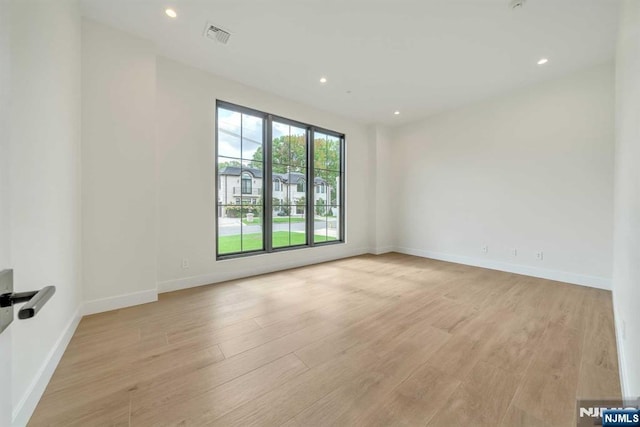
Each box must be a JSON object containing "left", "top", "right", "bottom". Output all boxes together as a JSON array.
[
  {"left": 217, "top": 106, "right": 264, "bottom": 254},
  {"left": 216, "top": 101, "right": 344, "bottom": 257},
  {"left": 271, "top": 121, "right": 308, "bottom": 248},
  {"left": 313, "top": 132, "right": 341, "bottom": 243}
]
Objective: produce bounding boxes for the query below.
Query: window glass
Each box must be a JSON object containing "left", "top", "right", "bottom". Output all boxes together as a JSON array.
[
  {"left": 217, "top": 107, "right": 264, "bottom": 255},
  {"left": 271, "top": 123, "right": 307, "bottom": 249}
]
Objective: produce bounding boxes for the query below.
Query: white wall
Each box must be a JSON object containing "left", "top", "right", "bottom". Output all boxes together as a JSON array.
[
  {"left": 82, "top": 20, "right": 157, "bottom": 306},
  {"left": 156, "top": 56, "right": 373, "bottom": 291},
  {"left": 613, "top": 0, "right": 640, "bottom": 397},
  {"left": 0, "top": 0, "right": 11, "bottom": 270},
  {"left": 371, "top": 126, "right": 394, "bottom": 254},
  {"left": 8, "top": 0, "right": 83, "bottom": 424},
  {"left": 391, "top": 63, "right": 615, "bottom": 288},
  {"left": 0, "top": 4, "right": 13, "bottom": 426}
]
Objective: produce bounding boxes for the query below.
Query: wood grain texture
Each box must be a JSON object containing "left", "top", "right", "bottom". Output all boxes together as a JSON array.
[{"left": 29, "top": 253, "right": 621, "bottom": 426}]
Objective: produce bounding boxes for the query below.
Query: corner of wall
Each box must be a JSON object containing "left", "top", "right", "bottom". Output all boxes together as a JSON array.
[{"left": 370, "top": 124, "right": 395, "bottom": 254}]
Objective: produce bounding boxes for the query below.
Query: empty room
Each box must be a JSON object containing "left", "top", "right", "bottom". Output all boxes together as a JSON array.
[{"left": 1, "top": 0, "right": 639, "bottom": 426}]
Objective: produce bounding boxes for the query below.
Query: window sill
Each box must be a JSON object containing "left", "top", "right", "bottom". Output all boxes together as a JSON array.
[{"left": 216, "top": 240, "right": 345, "bottom": 261}]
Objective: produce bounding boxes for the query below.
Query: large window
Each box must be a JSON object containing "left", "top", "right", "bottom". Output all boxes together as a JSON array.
[{"left": 216, "top": 101, "right": 344, "bottom": 258}]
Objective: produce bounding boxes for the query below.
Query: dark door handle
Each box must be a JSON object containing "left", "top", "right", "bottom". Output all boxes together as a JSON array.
[
  {"left": 1, "top": 270, "right": 57, "bottom": 334},
  {"left": 17, "top": 286, "right": 56, "bottom": 319},
  {"left": 0, "top": 286, "right": 56, "bottom": 319}
]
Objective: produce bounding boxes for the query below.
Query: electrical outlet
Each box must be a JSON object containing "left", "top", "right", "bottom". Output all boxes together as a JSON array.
[
  {"left": 182, "top": 258, "right": 190, "bottom": 269},
  {"left": 481, "top": 245, "right": 488, "bottom": 254},
  {"left": 535, "top": 251, "right": 544, "bottom": 261},
  {"left": 512, "top": 248, "right": 518, "bottom": 256}
]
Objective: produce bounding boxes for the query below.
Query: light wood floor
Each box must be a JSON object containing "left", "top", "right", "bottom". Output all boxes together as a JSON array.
[{"left": 30, "top": 253, "right": 621, "bottom": 426}]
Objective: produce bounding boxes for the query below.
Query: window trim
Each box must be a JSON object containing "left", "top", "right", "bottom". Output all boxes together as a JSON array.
[{"left": 215, "top": 100, "right": 345, "bottom": 260}]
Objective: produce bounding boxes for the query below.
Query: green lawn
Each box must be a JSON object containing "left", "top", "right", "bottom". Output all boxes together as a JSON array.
[
  {"left": 242, "top": 216, "right": 307, "bottom": 226},
  {"left": 218, "top": 231, "right": 336, "bottom": 254}
]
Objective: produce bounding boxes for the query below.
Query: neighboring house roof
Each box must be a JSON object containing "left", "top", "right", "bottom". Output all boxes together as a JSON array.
[
  {"left": 219, "top": 167, "right": 328, "bottom": 185},
  {"left": 218, "top": 165, "right": 263, "bottom": 178},
  {"left": 274, "top": 172, "right": 327, "bottom": 185},
  {"left": 276, "top": 172, "right": 304, "bottom": 185}
]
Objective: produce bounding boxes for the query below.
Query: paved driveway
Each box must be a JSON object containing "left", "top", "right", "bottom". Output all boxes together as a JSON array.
[{"left": 217, "top": 217, "right": 337, "bottom": 236}]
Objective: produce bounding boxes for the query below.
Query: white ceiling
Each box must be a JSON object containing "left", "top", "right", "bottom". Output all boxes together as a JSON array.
[{"left": 80, "top": 0, "right": 620, "bottom": 125}]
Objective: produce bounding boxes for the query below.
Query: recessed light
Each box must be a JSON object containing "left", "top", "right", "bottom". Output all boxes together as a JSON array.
[
  {"left": 394, "top": 111, "right": 400, "bottom": 115},
  {"left": 319, "top": 77, "right": 327, "bottom": 83},
  {"left": 537, "top": 58, "right": 548, "bottom": 65},
  {"left": 165, "top": 8, "right": 177, "bottom": 18}
]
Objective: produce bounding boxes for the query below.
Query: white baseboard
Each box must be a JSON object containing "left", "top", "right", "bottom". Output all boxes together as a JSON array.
[
  {"left": 158, "top": 246, "right": 370, "bottom": 293},
  {"left": 371, "top": 246, "right": 394, "bottom": 255},
  {"left": 612, "top": 300, "right": 631, "bottom": 398},
  {"left": 12, "top": 306, "right": 82, "bottom": 427},
  {"left": 393, "top": 246, "right": 611, "bottom": 290},
  {"left": 82, "top": 288, "right": 158, "bottom": 316}
]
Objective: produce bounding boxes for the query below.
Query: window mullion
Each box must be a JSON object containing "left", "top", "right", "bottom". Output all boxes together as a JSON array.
[
  {"left": 239, "top": 113, "right": 244, "bottom": 251},
  {"left": 265, "top": 115, "right": 273, "bottom": 253},
  {"left": 340, "top": 136, "right": 345, "bottom": 242},
  {"left": 308, "top": 128, "right": 315, "bottom": 247}
]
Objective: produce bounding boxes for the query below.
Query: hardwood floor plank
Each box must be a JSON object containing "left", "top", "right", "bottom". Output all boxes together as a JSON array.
[
  {"left": 210, "top": 345, "right": 381, "bottom": 426},
  {"left": 577, "top": 361, "right": 622, "bottom": 399},
  {"left": 427, "top": 361, "right": 522, "bottom": 427},
  {"left": 511, "top": 322, "right": 584, "bottom": 426},
  {"left": 294, "top": 289, "right": 440, "bottom": 368},
  {"left": 481, "top": 311, "right": 548, "bottom": 375},
  {"left": 315, "top": 323, "right": 451, "bottom": 426},
  {"left": 511, "top": 369, "right": 580, "bottom": 427},
  {"left": 29, "top": 389, "right": 131, "bottom": 427},
  {"left": 581, "top": 297, "right": 619, "bottom": 372},
  {"left": 35, "top": 341, "right": 225, "bottom": 417},
  {"left": 426, "top": 330, "right": 496, "bottom": 381},
  {"left": 218, "top": 311, "right": 333, "bottom": 357},
  {"left": 500, "top": 404, "right": 551, "bottom": 427},
  {"left": 130, "top": 353, "right": 308, "bottom": 425},
  {"left": 356, "top": 364, "right": 461, "bottom": 427},
  {"left": 165, "top": 317, "right": 261, "bottom": 346}
]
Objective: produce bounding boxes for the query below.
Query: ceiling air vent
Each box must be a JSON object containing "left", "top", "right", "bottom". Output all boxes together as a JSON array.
[{"left": 204, "top": 23, "right": 231, "bottom": 44}]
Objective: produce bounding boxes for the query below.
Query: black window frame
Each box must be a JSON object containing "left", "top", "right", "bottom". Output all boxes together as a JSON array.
[{"left": 215, "top": 100, "right": 346, "bottom": 260}]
